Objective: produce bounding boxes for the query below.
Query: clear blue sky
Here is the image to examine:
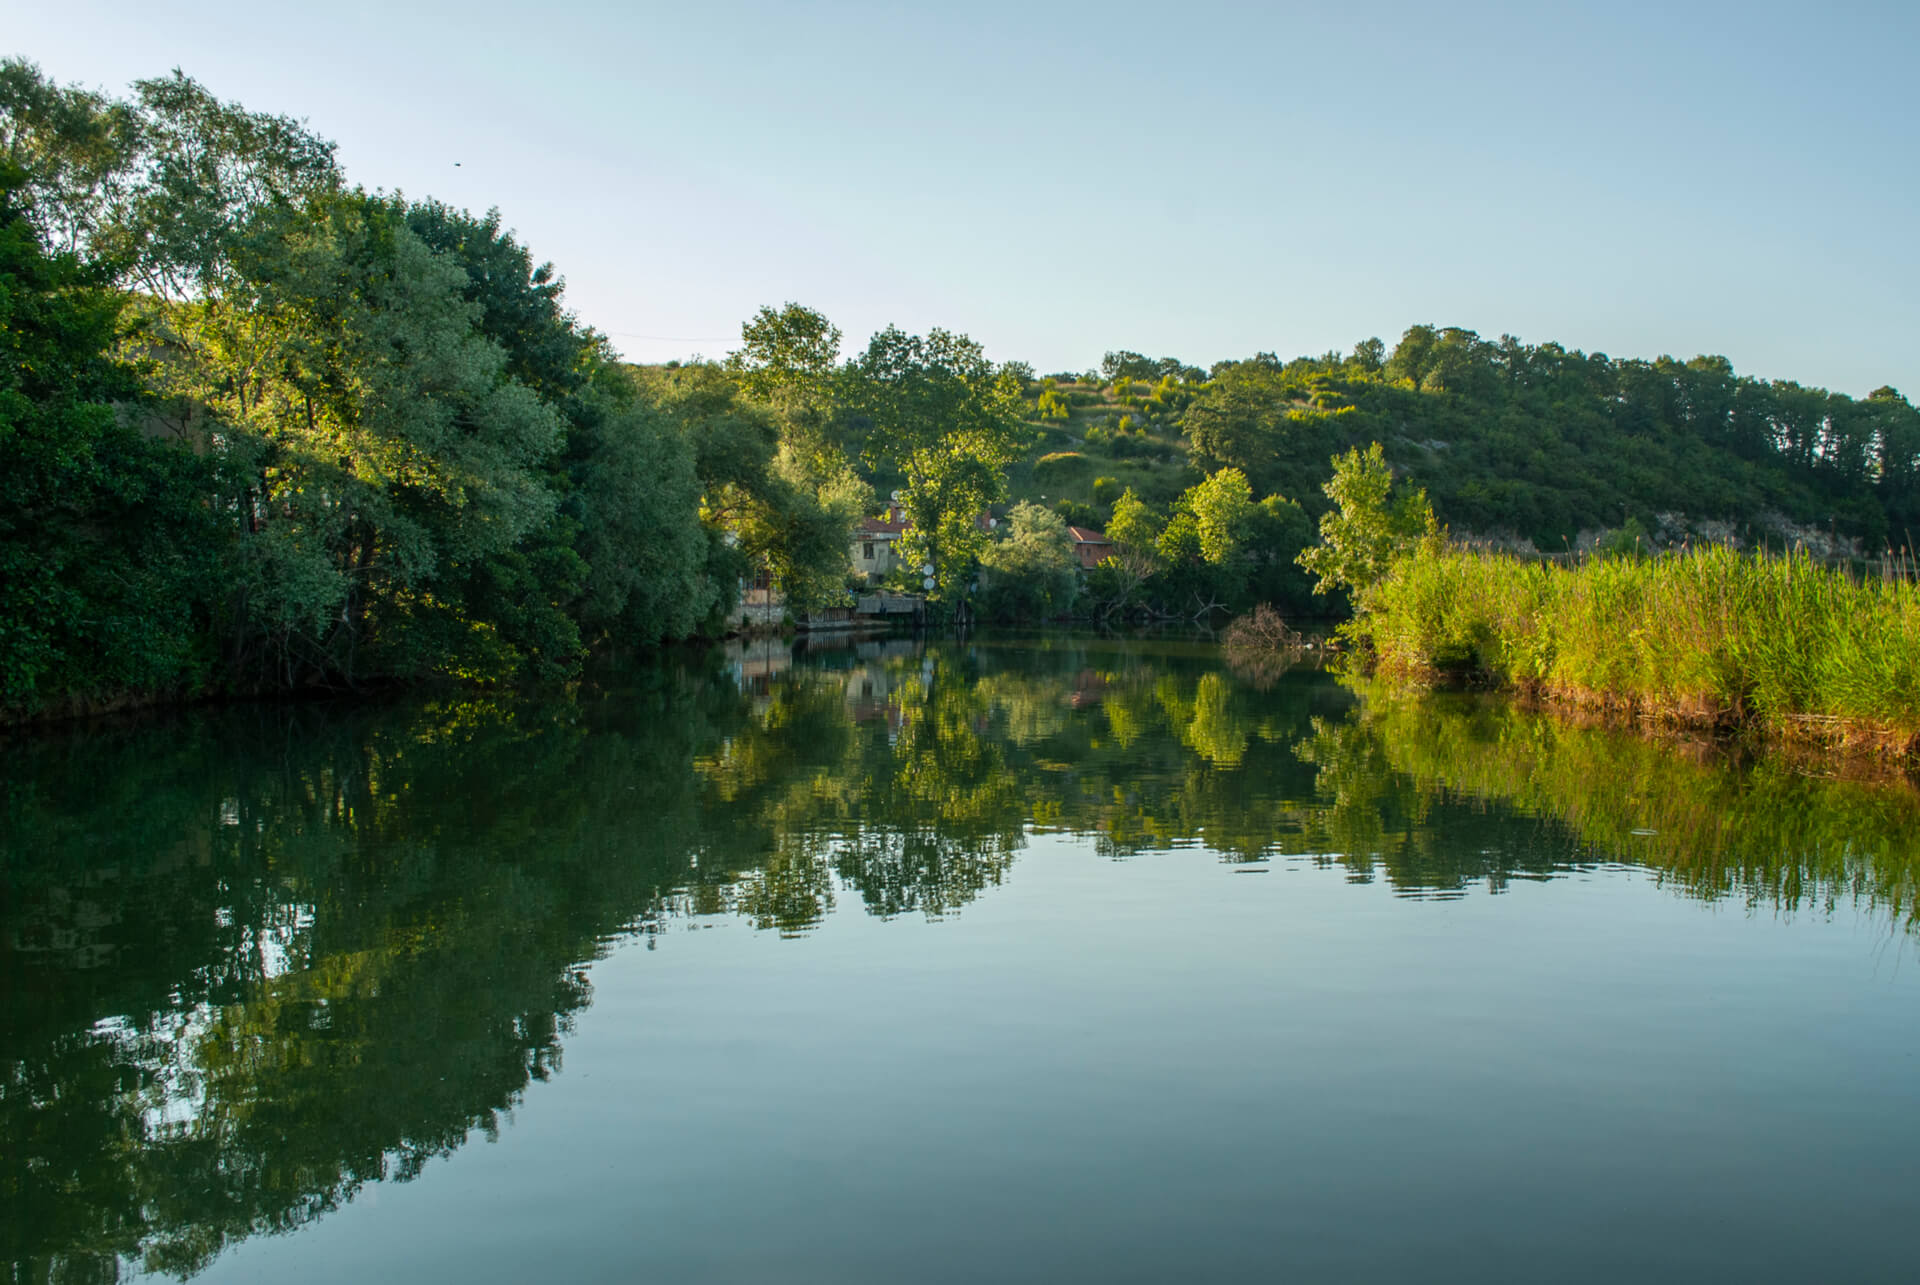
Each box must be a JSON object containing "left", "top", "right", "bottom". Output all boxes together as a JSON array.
[{"left": 10, "top": 0, "right": 1917, "bottom": 395}]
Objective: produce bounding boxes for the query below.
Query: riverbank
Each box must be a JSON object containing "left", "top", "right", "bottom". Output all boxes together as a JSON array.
[{"left": 1350, "top": 545, "right": 1920, "bottom": 761}]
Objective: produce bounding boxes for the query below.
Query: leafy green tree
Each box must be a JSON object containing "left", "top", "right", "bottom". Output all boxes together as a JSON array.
[
  {"left": 650, "top": 362, "right": 868, "bottom": 615},
  {"left": 1156, "top": 511, "right": 1203, "bottom": 566},
  {"left": 727, "top": 301, "right": 842, "bottom": 445},
  {"left": 845, "top": 326, "right": 1024, "bottom": 601},
  {"left": 0, "top": 57, "right": 139, "bottom": 257},
  {"left": 1297, "top": 442, "right": 1441, "bottom": 601},
  {"left": 1182, "top": 466, "right": 1256, "bottom": 564},
  {"left": 567, "top": 393, "right": 715, "bottom": 647},
  {"left": 144, "top": 191, "right": 568, "bottom": 683},
  {"left": 1241, "top": 494, "right": 1317, "bottom": 609},
  {"left": 1181, "top": 359, "right": 1316, "bottom": 497},
  {"left": 1078, "top": 488, "right": 1162, "bottom": 620},
  {"left": 1106, "top": 489, "right": 1164, "bottom": 560},
  {"left": 1865, "top": 387, "right": 1920, "bottom": 537},
  {"left": 979, "top": 502, "right": 1079, "bottom": 621},
  {"left": 90, "top": 69, "right": 341, "bottom": 301},
  {"left": 1130, "top": 468, "right": 1265, "bottom": 620},
  {"left": 724, "top": 304, "right": 871, "bottom": 606},
  {"left": 737, "top": 443, "right": 872, "bottom": 610},
  {"left": 1593, "top": 515, "right": 1651, "bottom": 559},
  {"left": 1385, "top": 324, "right": 1439, "bottom": 389}
]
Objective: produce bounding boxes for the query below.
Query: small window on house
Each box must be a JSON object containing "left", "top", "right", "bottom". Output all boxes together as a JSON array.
[{"left": 863, "top": 542, "right": 875, "bottom": 560}]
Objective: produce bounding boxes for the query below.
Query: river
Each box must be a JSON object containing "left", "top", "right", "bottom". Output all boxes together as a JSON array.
[{"left": 5, "top": 634, "right": 1918, "bottom": 1282}]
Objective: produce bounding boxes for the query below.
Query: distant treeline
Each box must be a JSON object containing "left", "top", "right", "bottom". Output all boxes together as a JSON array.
[
  {"left": 984, "top": 331, "right": 1920, "bottom": 625},
  {"left": 1172, "top": 330, "right": 1920, "bottom": 551}
]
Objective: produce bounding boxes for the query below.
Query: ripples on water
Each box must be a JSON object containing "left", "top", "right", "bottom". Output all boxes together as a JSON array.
[{"left": 4, "top": 633, "right": 1918, "bottom": 1282}]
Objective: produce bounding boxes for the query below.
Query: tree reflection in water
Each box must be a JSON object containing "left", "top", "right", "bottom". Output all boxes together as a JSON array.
[{"left": 4, "top": 635, "right": 1917, "bottom": 1280}]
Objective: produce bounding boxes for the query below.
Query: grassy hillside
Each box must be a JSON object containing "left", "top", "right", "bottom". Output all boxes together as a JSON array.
[
  {"left": 1174, "top": 331, "right": 1920, "bottom": 557},
  {"left": 986, "top": 326, "right": 1920, "bottom": 561},
  {"left": 999, "top": 375, "right": 1200, "bottom": 530}
]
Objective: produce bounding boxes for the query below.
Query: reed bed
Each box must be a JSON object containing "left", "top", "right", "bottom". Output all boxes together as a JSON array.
[{"left": 1359, "top": 545, "right": 1920, "bottom": 758}]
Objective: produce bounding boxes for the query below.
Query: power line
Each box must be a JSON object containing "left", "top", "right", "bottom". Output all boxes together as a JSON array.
[{"left": 602, "top": 330, "right": 738, "bottom": 343}]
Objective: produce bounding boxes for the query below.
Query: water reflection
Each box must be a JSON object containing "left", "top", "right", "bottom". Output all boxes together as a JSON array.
[
  {"left": 4, "top": 635, "right": 1917, "bottom": 1280},
  {"left": 1318, "top": 684, "right": 1920, "bottom": 923}
]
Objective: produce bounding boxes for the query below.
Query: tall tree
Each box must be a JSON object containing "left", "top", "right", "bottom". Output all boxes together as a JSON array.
[
  {"left": 1297, "top": 443, "right": 1440, "bottom": 602},
  {"left": 845, "top": 326, "right": 1024, "bottom": 601},
  {"left": 724, "top": 303, "right": 870, "bottom": 605},
  {"left": 147, "top": 191, "right": 566, "bottom": 684},
  {"left": 727, "top": 301, "right": 841, "bottom": 443},
  {"left": 0, "top": 57, "right": 138, "bottom": 258}
]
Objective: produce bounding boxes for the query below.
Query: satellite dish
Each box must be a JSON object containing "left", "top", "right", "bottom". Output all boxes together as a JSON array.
[
  {"left": 891, "top": 490, "right": 904, "bottom": 502},
  {"left": 920, "top": 563, "right": 934, "bottom": 576},
  {"left": 922, "top": 576, "right": 936, "bottom": 590}
]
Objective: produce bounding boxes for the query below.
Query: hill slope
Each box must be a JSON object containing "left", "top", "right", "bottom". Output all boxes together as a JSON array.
[{"left": 998, "top": 330, "right": 1919, "bottom": 558}]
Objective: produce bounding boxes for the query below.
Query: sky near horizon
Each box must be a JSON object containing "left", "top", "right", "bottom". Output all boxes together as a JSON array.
[{"left": 8, "top": 0, "right": 1917, "bottom": 396}]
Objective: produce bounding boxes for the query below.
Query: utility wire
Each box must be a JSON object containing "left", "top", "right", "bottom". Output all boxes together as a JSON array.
[{"left": 602, "top": 330, "right": 738, "bottom": 342}]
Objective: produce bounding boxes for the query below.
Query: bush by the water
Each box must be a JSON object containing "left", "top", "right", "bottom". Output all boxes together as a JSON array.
[
  {"left": 1223, "top": 604, "right": 1303, "bottom": 656},
  {"left": 1220, "top": 605, "right": 1306, "bottom": 687},
  {"left": 1358, "top": 545, "right": 1920, "bottom": 754}
]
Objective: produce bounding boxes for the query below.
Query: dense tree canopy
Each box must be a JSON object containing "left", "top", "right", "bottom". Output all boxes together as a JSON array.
[
  {"left": 1, "top": 61, "right": 758, "bottom": 712},
  {"left": 1297, "top": 443, "right": 1441, "bottom": 603},
  {"left": 0, "top": 164, "right": 227, "bottom": 709}
]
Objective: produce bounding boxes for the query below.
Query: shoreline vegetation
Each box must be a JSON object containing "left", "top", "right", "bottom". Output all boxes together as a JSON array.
[
  {"left": 1213, "top": 441, "right": 1920, "bottom": 768},
  {"left": 1259, "top": 484, "right": 1920, "bottom": 763},
  {"left": 1357, "top": 545, "right": 1920, "bottom": 762}
]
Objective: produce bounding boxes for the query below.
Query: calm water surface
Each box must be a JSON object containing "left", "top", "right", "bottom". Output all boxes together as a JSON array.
[{"left": 5, "top": 635, "right": 1919, "bottom": 1282}]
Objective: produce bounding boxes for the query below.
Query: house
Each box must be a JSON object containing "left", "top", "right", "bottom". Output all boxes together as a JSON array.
[
  {"left": 739, "top": 562, "right": 784, "bottom": 627},
  {"left": 851, "top": 503, "right": 1001, "bottom": 586},
  {"left": 1066, "top": 526, "right": 1114, "bottom": 570},
  {"left": 852, "top": 503, "right": 911, "bottom": 583}
]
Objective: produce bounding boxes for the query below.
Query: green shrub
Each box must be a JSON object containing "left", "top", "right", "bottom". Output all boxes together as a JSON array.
[
  {"left": 978, "top": 502, "right": 1079, "bottom": 621},
  {"left": 1033, "top": 451, "right": 1093, "bottom": 486},
  {"left": 1054, "top": 499, "right": 1099, "bottom": 529}
]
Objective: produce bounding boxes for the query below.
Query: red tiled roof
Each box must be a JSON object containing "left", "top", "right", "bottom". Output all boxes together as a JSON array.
[{"left": 1066, "top": 526, "right": 1111, "bottom": 545}]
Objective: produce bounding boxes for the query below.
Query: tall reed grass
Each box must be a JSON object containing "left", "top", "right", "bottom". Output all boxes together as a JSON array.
[{"left": 1359, "top": 545, "right": 1920, "bottom": 757}]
